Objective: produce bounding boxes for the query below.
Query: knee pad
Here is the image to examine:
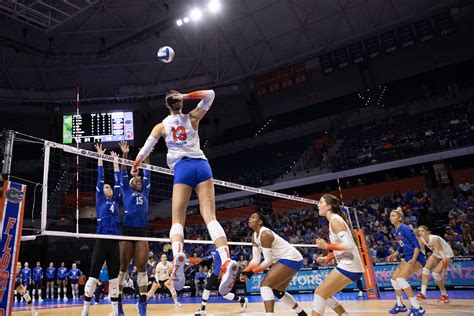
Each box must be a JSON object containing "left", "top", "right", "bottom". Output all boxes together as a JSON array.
[
  {"left": 84, "top": 277, "right": 98, "bottom": 298},
  {"left": 272, "top": 289, "right": 284, "bottom": 299},
  {"left": 396, "top": 278, "right": 410, "bottom": 289},
  {"left": 137, "top": 272, "right": 148, "bottom": 287},
  {"left": 326, "top": 296, "right": 341, "bottom": 309},
  {"left": 207, "top": 220, "right": 226, "bottom": 242},
  {"left": 260, "top": 286, "right": 275, "bottom": 301},
  {"left": 391, "top": 279, "right": 401, "bottom": 290},
  {"left": 432, "top": 272, "right": 442, "bottom": 281},
  {"left": 422, "top": 267, "right": 431, "bottom": 276},
  {"left": 312, "top": 294, "right": 326, "bottom": 314},
  {"left": 109, "top": 278, "right": 119, "bottom": 298},
  {"left": 118, "top": 271, "right": 128, "bottom": 286},
  {"left": 170, "top": 223, "right": 184, "bottom": 239}
]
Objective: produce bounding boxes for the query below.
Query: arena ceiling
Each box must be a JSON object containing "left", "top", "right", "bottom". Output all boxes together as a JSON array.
[{"left": 0, "top": 0, "right": 463, "bottom": 103}]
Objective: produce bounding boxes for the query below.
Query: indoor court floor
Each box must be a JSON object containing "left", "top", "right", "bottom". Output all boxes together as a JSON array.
[{"left": 12, "top": 290, "right": 474, "bottom": 315}]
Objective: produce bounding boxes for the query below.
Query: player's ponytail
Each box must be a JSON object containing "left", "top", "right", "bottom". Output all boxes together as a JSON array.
[{"left": 321, "top": 194, "right": 358, "bottom": 243}]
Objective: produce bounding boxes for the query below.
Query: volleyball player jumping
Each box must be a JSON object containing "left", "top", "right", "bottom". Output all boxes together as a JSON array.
[
  {"left": 240, "top": 212, "right": 307, "bottom": 315},
  {"left": 387, "top": 207, "right": 426, "bottom": 316},
  {"left": 132, "top": 90, "right": 238, "bottom": 295},
  {"left": 82, "top": 144, "right": 121, "bottom": 316},
  {"left": 119, "top": 140, "right": 151, "bottom": 316},
  {"left": 311, "top": 194, "right": 364, "bottom": 316},
  {"left": 416, "top": 225, "right": 454, "bottom": 304}
]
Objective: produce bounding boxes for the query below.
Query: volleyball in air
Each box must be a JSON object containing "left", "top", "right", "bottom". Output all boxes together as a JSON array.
[{"left": 157, "top": 46, "right": 175, "bottom": 63}]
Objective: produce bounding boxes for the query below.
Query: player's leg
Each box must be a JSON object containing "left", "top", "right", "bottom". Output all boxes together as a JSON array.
[
  {"left": 146, "top": 280, "right": 159, "bottom": 299},
  {"left": 83, "top": 240, "right": 107, "bottom": 315},
  {"left": 311, "top": 268, "right": 353, "bottom": 316},
  {"left": 16, "top": 284, "right": 37, "bottom": 315},
  {"left": 432, "top": 258, "right": 452, "bottom": 303},
  {"left": 388, "top": 264, "right": 408, "bottom": 314},
  {"left": 398, "top": 260, "right": 425, "bottom": 315},
  {"left": 135, "top": 240, "right": 150, "bottom": 315},
  {"left": 260, "top": 263, "right": 306, "bottom": 315},
  {"left": 195, "top": 175, "right": 238, "bottom": 296},
  {"left": 417, "top": 255, "right": 439, "bottom": 301},
  {"left": 118, "top": 240, "right": 134, "bottom": 315},
  {"left": 164, "top": 279, "right": 181, "bottom": 307},
  {"left": 107, "top": 240, "right": 121, "bottom": 315},
  {"left": 169, "top": 183, "right": 192, "bottom": 291}
]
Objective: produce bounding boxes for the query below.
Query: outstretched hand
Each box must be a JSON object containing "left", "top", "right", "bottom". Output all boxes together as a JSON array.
[
  {"left": 110, "top": 151, "right": 119, "bottom": 158},
  {"left": 315, "top": 238, "right": 328, "bottom": 249},
  {"left": 94, "top": 143, "right": 106, "bottom": 154},
  {"left": 119, "top": 141, "right": 129, "bottom": 154}
]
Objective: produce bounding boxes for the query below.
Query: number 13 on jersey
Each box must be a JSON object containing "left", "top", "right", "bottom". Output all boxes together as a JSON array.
[{"left": 171, "top": 126, "right": 187, "bottom": 142}]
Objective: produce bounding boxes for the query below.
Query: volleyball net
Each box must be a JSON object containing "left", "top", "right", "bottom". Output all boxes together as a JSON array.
[{"left": 6, "top": 131, "right": 377, "bottom": 298}]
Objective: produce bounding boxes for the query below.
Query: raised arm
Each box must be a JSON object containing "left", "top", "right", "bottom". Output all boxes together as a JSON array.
[
  {"left": 187, "top": 90, "right": 215, "bottom": 122},
  {"left": 95, "top": 143, "right": 106, "bottom": 199},
  {"left": 132, "top": 123, "right": 163, "bottom": 177},
  {"left": 118, "top": 141, "right": 130, "bottom": 191},
  {"left": 142, "top": 154, "right": 151, "bottom": 197},
  {"left": 110, "top": 151, "right": 121, "bottom": 199}
]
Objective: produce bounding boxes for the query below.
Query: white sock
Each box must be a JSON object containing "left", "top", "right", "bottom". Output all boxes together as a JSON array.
[
  {"left": 83, "top": 301, "right": 90, "bottom": 311},
  {"left": 173, "top": 297, "right": 178, "bottom": 304},
  {"left": 421, "top": 285, "right": 427, "bottom": 295},
  {"left": 408, "top": 297, "right": 420, "bottom": 309},
  {"left": 396, "top": 296, "right": 403, "bottom": 306},
  {"left": 38, "top": 290, "right": 42, "bottom": 298},
  {"left": 63, "top": 288, "right": 67, "bottom": 297},
  {"left": 112, "top": 301, "right": 118, "bottom": 312},
  {"left": 440, "top": 288, "right": 447, "bottom": 296},
  {"left": 217, "top": 246, "right": 230, "bottom": 263},
  {"left": 172, "top": 241, "right": 183, "bottom": 257}
]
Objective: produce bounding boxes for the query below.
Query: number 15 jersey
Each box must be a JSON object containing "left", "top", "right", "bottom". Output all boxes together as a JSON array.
[{"left": 162, "top": 114, "right": 206, "bottom": 170}]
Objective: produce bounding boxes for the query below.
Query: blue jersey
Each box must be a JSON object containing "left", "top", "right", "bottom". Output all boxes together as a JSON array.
[
  {"left": 96, "top": 166, "right": 121, "bottom": 235},
  {"left": 21, "top": 267, "right": 31, "bottom": 283},
  {"left": 33, "top": 267, "right": 43, "bottom": 281},
  {"left": 392, "top": 224, "right": 422, "bottom": 261},
  {"left": 211, "top": 248, "right": 222, "bottom": 276},
  {"left": 68, "top": 268, "right": 82, "bottom": 280},
  {"left": 58, "top": 267, "right": 68, "bottom": 279},
  {"left": 46, "top": 267, "right": 56, "bottom": 279},
  {"left": 120, "top": 169, "right": 150, "bottom": 228}
]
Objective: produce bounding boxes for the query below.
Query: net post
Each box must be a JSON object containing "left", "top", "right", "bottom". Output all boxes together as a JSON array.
[
  {"left": 41, "top": 142, "right": 51, "bottom": 232},
  {"left": 1, "top": 129, "right": 15, "bottom": 180}
]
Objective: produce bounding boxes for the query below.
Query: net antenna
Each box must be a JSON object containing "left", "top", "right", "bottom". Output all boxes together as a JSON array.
[
  {"left": 336, "top": 178, "right": 360, "bottom": 230},
  {"left": 75, "top": 86, "right": 80, "bottom": 235}
]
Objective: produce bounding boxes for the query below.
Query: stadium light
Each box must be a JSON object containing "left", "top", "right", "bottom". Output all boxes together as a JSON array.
[
  {"left": 190, "top": 8, "right": 202, "bottom": 21},
  {"left": 208, "top": 0, "right": 221, "bottom": 13},
  {"left": 183, "top": 17, "right": 190, "bottom": 23},
  {"left": 176, "top": 19, "right": 183, "bottom": 26}
]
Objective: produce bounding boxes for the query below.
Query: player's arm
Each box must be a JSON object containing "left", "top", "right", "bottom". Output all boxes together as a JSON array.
[
  {"left": 118, "top": 141, "right": 131, "bottom": 191},
  {"left": 110, "top": 151, "right": 121, "bottom": 199},
  {"left": 251, "top": 231, "right": 275, "bottom": 274},
  {"left": 142, "top": 155, "right": 151, "bottom": 197},
  {"left": 187, "top": 90, "right": 216, "bottom": 122},
  {"left": 95, "top": 144, "right": 106, "bottom": 198},
  {"left": 132, "top": 123, "right": 163, "bottom": 177},
  {"left": 433, "top": 237, "right": 448, "bottom": 270},
  {"left": 316, "top": 219, "right": 353, "bottom": 251}
]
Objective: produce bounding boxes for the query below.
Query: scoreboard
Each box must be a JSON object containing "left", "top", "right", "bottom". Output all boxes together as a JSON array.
[{"left": 63, "top": 112, "right": 134, "bottom": 144}]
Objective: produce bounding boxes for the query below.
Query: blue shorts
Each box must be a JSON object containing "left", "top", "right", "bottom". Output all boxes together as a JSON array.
[
  {"left": 174, "top": 158, "right": 213, "bottom": 189},
  {"left": 278, "top": 259, "right": 303, "bottom": 271},
  {"left": 403, "top": 252, "right": 427, "bottom": 266},
  {"left": 336, "top": 267, "right": 363, "bottom": 282}
]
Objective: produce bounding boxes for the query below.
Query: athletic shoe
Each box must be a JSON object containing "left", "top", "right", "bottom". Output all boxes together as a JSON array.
[
  {"left": 171, "top": 252, "right": 186, "bottom": 291},
  {"left": 175, "top": 302, "right": 182, "bottom": 307},
  {"left": 63, "top": 296, "right": 67, "bottom": 301},
  {"left": 118, "top": 301, "right": 125, "bottom": 316},
  {"left": 38, "top": 297, "right": 43, "bottom": 302},
  {"left": 240, "top": 297, "right": 248, "bottom": 312},
  {"left": 416, "top": 293, "right": 427, "bottom": 302},
  {"left": 194, "top": 309, "right": 206, "bottom": 316},
  {"left": 437, "top": 295, "right": 450, "bottom": 303},
  {"left": 81, "top": 311, "right": 89, "bottom": 316},
  {"left": 408, "top": 306, "right": 426, "bottom": 316},
  {"left": 137, "top": 301, "right": 147, "bottom": 316},
  {"left": 218, "top": 259, "right": 238, "bottom": 295},
  {"left": 388, "top": 303, "right": 408, "bottom": 314},
  {"left": 358, "top": 290, "right": 363, "bottom": 297}
]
